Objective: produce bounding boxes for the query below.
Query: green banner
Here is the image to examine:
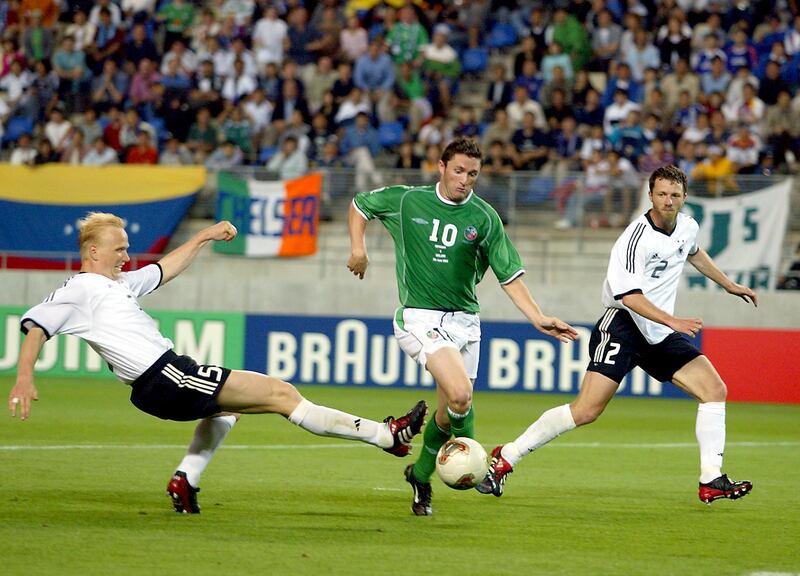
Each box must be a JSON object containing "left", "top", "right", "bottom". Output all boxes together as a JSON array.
[{"left": 0, "top": 307, "right": 245, "bottom": 378}]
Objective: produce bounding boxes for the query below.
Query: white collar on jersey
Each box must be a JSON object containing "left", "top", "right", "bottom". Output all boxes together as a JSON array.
[{"left": 435, "top": 182, "right": 474, "bottom": 206}]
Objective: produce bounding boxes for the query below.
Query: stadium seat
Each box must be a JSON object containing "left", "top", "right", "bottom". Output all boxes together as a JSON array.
[
  {"left": 487, "top": 23, "right": 518, "bottom": 50},
  {"left": 378, "top": 121, "right": 405, "bottom": 150},
  {"left": 462, "top": 47, "right": 489, "bottom": 75},
  {"left": 259, "top": 146, "right": 278, "bottom": 163},
  {"left": 1, "top": 115, "right": 34, "bottom": 147}
]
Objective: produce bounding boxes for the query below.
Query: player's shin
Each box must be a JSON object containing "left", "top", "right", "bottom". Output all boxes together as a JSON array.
[
  {"left": 288, "top": 399, "right": 392, "bottom": 447},
  {"left": 502, "top": 404, "right": 576, "bottom": 466},
  {"left": 696, "top": 401, "right": 726, "bottom": 483},
  {"left": 177, "top": 414, "right": 238, "bottom": 487},
  {"left": 412, "top": 414, "right": 452, "bottom": 482},
  {"left": 447, "top": 404, "right": 475, "bottom": 438}
]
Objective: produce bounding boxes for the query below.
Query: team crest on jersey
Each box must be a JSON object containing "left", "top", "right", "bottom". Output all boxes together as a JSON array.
[
  {"left": 464, "top": 226, "right": 478, "bottom": 241},
  {"left": 426, "top": 330, "right": 440, "bottom": 340}
]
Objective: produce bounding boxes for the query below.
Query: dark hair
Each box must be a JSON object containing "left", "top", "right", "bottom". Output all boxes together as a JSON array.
[
  {"left": 649, "top": 165, "right": 687, "bottom": 195},
  {"left": 440, "top": 137, "right": 483, "bottom": 165}
]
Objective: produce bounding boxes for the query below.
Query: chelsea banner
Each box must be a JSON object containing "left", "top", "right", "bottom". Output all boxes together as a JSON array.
[{"left": 214, "top": 172, "right": 321, "bottom": 257}]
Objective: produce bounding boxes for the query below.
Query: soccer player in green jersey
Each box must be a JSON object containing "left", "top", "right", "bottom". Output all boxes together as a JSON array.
[{"left": 347, "top": 137, "right": 579, "bottom": 515}]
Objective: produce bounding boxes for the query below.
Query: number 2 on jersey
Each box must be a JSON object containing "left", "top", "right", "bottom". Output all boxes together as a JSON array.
[{"left": 429, "top": 218, "right": 457, "bottom": 247}]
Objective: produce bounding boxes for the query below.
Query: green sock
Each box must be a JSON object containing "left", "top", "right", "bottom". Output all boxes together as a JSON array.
[
  {"left": 412, "top": 413, "right": 451, "bottom": 483},
  {"left": 447, "top": 405, "right": 475, "bottom": 439}
]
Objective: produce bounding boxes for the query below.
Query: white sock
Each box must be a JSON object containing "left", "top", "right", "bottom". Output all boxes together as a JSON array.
[
  {"left": 697, "top": 401, "right": 726, "bottom": 484},
  {"left": 288, "top": 399, "right": 392, "bottom": 448},
  {"left": 502, "top": 404, "right": 576, "bottom": 467},
  {"left": 177, "top": 414, "right": 237, "bottom": 487}
]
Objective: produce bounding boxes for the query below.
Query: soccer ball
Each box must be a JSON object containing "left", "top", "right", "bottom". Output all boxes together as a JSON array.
[{"left": 435, "top": 437, "right": 489, "bottom": 490}]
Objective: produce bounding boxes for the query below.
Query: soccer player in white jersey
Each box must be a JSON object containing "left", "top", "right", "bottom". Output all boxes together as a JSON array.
[
  {"left": 477, "top": 165, "right": 758, "bottom": 504},
  {"left": 8, "top": 213, "right": 427, "bottom": 514},
  {"left": 347, "top": 137, "right": 579, "bottom": 515}
]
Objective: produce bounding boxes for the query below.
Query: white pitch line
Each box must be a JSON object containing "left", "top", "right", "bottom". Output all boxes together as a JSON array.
[{"left": 0, "top": 441, "right": 798, "bottom": 451}]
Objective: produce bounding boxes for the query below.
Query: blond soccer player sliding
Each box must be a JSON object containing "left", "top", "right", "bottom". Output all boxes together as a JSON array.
[{"left": 9, "top": 212, "right": 427, "bottom": 513}]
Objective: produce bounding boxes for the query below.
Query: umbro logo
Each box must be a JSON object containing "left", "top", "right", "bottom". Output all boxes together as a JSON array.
[{"left": 411, "top": 217, "right": 429, "bottom": 225}]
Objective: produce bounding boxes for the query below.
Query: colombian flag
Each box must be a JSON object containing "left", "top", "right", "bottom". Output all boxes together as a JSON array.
[
  {"left": 0, "top": 165, "right": 205, "bottom": 269},
  {"left": 214, "top": 172, "right": 320, "bottom": 257}
]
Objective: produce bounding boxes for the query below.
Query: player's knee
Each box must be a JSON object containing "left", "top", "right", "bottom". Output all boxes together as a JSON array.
[
  {"left": 701, "top": 379, "right": 727, "bottom": 403},
  {"left": 571, "top": 403, "right": 604, "bottom": 426},
  {"left": 271, "top": 379, "right": 303, "bottom": 408},
  {"left": 447, "top": 388, "right": 472, "bottom": 415}
]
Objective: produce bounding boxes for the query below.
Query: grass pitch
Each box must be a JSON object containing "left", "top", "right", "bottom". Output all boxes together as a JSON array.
[{"left": 1, "top": 377, "right": 798, "bottom": 576}]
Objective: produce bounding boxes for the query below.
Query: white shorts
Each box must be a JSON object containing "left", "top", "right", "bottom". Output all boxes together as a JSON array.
[{"left": 393, "top": 307, "right": 481, "bottom": 378}]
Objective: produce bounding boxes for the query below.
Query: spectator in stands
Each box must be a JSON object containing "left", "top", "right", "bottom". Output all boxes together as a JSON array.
[
  {"left": 681, "top": 111, "right": 711, "bottom": 146},
  {"left": 161, "top": 39, "right": 198, "bottom": 78},
  {"left": 129, "top": 58, "right": 161, "bottom": 118},
  {"left": 159, "top": 136, "right": 193, "bottom": 165},
  {"left": 87, "top": 7, "right": 125, "bottom": 75},
  {"left": 386, "top": 5, "right": 428, "bottom": 66},
  {"left": 513, "top": 35, "right": 544, "bottom": 78},
  {"left": 542, "top": 115, "right": 582, "bottom": 183},
  {"left": 218, "top": 102, "right": 253, "bottom": 159},
  {"left": 331, "top": 61, "right": 354, "bottom": 105},
  {"left": 758, "top": 60, "right": 790, "bottom": 107},
  {"left": 156, "top": 0, "right": 196, "bottom": 51},
  {"left": 52, "top": 35, "right": 90, "bottom": 114},
  {"left": 603, "top": 87, "right": 639, "bottom": 137},
  {"left": 279, "top": 108, "right": 312, "bottom": 156},
  {"left": 453, "top": 105, "right": 479, "bottom": 139},
  {"left": 555, "top": 147, "right": 608, "bottom": 230},
  {"left": 543, "top": 87, "right": 574, "bottom": 130},
  {"left": 541, "top": 42, "right": 574, "bottom": 84},
  {"left": 186, "top": 107, "right": 218, "bottom": 162},
  {"left": 0, "top": 59, "right": 32, "bottom": 115},
  {"left": 88, "top": 0, "right": 122, "bottom": 27},
  {"left": 304, "top": 55, "right": 337, "bottom": 115},
  {"left": 657, "top": 15, "right": 691, "bottom": 69},
  {"left": 726, "top": 27, "right": 758, "bottom": 74},
  {"left": 638, "top": 138, "right": 674, "bottom": 173},
  {"left": 660, "top": 57, "right": 699, "bottom": 118},
  {"left": 62, "top": 128, "right": 90, "bottom": 164},
  {"left": 480, "top": 107, "right": 513, "bottom": 149},
  {"left": 340, "top": 14, "right": 368, "bottom": 63},
  {"left": 395, "top": 140, "right": 421, "bottom": 170},
  {"left": 82, "top": 135, "right": 118, "bottom": 165},
  {"left": 354, "top": 38, "right": 395, "bottom": 122},
  {"left": 601, "top": 61, "right": 641, "bottom": 107},
  {"left": 588, "top": 8, "right": 622, "bottom": 72},
  {"left": 228, "top": 37, "right": 258, "bottom": 79},
  {"left": 692, "top": 32, "right": 726, "bottom": 75},
  {"left": 44, "top": 106, "right": 73, "bottom": 154},
  {"left": 726, "top": 123, "right": 763, "bottom": 174},
  {"left": 311, "top": 5, "right": 344, "bottom": 61},
  {"left": 484, "top": 63, "right": 514, "bottom": 120},
  {"left": 9, "top": 133, "right": 37, "bottom": 165},
  {"left": 123, "top": 22, "right": 160, "bottom": 70},
  {"left": 267, "top": 134, "right": 308, "bottom": 179},
  {"left": 421, "top": 24, "right": 461, "bottom": 115},
  {"left": 701, "top": 56, "right": 731, "bottom": 97},
  {"left": 786, "top": 14, "right": 800, "bottom": 56},
  {"left": 579, "top": 123, "right": 608, "bottom": 166},
  {"left": 190, "top": 8, "right": 220, "bottom": 53},
  {"left": 91, "top": 58, "right": 128, "bottom": 113},
  {"left": 243, "top": 86, "right": 272, "bottom": 147},
  {"left": 691, "top": 145, "right": 737, "bottom": 195},
  {"left": 333, "top": 85, "right": 369, "bottom": 127},
  {"left": 670, "top": 89, "right": 703, "bottom": 142},
  {"left": 574, "top": 88, "right": 605, "bottom": 132},
  {"left": 511, "top": 110, "right": 552, "bottom": 171},
  {"left": 515, "top": 59, "right": 544, "bottom": 103},
  {"left": 549, "top": 6, "right": 590, "bottom": 71},
  {"left": 419, "top": 142, "right": 441, "bottom": 182},
  {"left": 417, "top": 115, "right": 452, "bottom": 151},
  {"left": 273, "top": 77, "right": 310, "bottom": 127},
  {"left": 765, "top": 90, "right": 800, "bottom": 170},
  {"left": 315, "top": 138, "right": 344, "bottom": 169},
  {"left": 507, "top": 84, "right": 546, "bottom": 130},
  {"left": 21, "top": 11, "right": 55, "bottom": 64},
  {"left": 340, "top": 110, "right": 382, "bottom": 191},
  {"left": 608, "top": 109, "right": 647, "bottom": 163},
  {"left": 21, "top": 0, "right": 59, "bottom": 28},
  {"left": 205, "top": 139, "right": 243, "bottom": 170},
  {"left": 625, "top": 29, "right": 660, "bottom": 83},
  {"left": 307, "top": 111, "right": 333, "bottom": 161},
  {"left": 676, "top": 139, "right": 699, "bottom": 178},
  {"left": 221, "top": 58, "right": 256, "bottom": 104},
  {"left": 125, "top": 129, "right": 158, "bottom": 164},
  {"left": 723, "top": 81, "right": 766, "bottom": 136},
  {"left": 392, "top": 61, "right": 432, "bottom": 134},
  {"left": 64, "top": 9, "right": 95, "bottom": 53},
  {"left": 189, "top": 59, "right": 223, "bottom": 116},
  {"left": 286, "top": 6, "right": 323, "bottom": 69},
  {"left": 34, "top": 137, "right": 58, "bottom": 164}
]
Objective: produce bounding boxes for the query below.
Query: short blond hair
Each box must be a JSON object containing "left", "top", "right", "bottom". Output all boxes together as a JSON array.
[{"left": 79, "top": 212, "right": 124, "bottom": 258}]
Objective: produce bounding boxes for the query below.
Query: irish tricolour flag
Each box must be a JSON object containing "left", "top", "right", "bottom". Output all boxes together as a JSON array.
[{"left": 214, "top": 172, "right": 321, "bottom": 257}]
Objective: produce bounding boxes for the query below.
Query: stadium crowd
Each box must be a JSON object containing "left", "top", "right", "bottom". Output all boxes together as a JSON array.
[{"left": 1, "top": 0, "right": 799, "bottom": 204}]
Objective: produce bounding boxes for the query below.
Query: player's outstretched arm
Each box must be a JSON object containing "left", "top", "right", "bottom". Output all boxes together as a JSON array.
[
  {"left": 501, "top": 278, "right": 579, "bottom": 343},
  {"left": 688, "top": 248, "right": 758, "bottom": 307},
  {"left": 9, "top": 327, "right": 46, "bottom": 420},
  {"left": 622, "top": 292, "right": 703, "bottom": 338},
  {"left": 158, "top": 221, "right": 237, "bottom": 286},
  {"left": 347, "top": 201, "right": 369, "bottom": 280}
]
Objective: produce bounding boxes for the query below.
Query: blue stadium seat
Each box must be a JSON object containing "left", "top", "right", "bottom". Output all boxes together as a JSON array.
[
  {"left": 1, "top": 115, "right": 34, "bottom": 147},
  {"left": 462, "top": 47, "right": 489, "bottom": 75},
  {"left": 259, "top": 146, "right": 278, "bottom": 163},
  {"left": 378, "top": 121, "right": 405, "bottom": 149},
  {"left": 487, "top": 23, "right": 518, "bottom": 50}
]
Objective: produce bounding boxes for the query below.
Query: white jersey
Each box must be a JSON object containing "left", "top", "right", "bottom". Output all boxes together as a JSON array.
[
  {"left": 602, "top": 211, "right": 699, "bottom": 344},
  {"left": 21, "top": 265, "right": 172, "bottom": 384}
]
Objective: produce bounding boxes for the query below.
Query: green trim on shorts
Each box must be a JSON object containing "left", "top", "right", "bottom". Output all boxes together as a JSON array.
[{"left": 394, "top": 307, "right": 405, "bottom": 330}]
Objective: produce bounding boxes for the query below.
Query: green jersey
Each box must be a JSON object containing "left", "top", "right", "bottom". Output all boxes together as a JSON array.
[{"left": 354, "top": 183, "right": 524, "bottom": 313}]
